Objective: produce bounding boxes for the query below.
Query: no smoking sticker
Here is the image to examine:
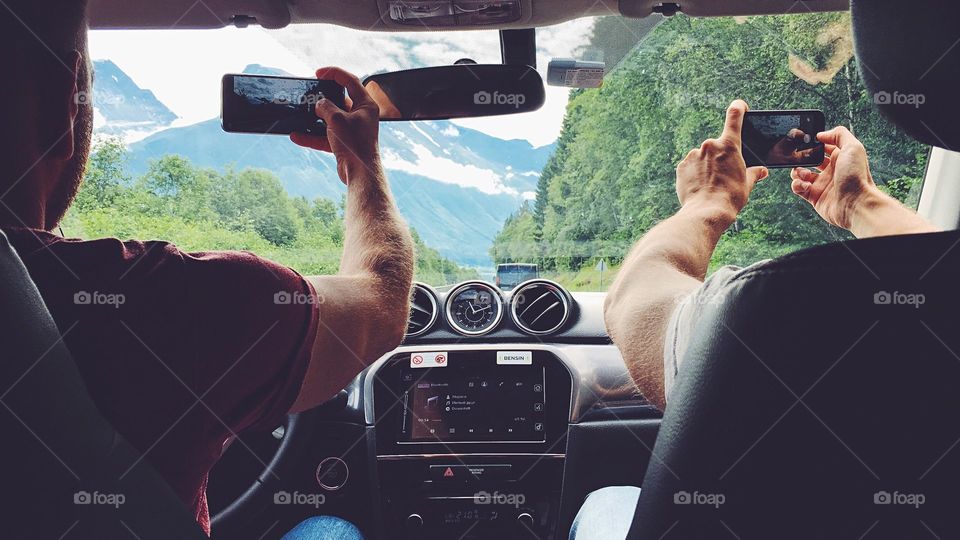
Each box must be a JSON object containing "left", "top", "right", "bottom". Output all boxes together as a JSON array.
[{"left": 410, "top": 351, "right": 449, "bottom": 368}]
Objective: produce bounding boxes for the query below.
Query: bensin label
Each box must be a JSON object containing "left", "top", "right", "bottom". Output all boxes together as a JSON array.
[
  {"left": 410, "top": 352, "right": 448, "bottom": 368},
  {"left": 497, "top": 351, "right": 532, "bottom": 365}
]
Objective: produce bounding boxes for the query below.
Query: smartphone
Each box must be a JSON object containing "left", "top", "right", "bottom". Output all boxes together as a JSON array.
[
  {"left": 221, "top": 74, "right": 347, "bottom": 136},
  {"left": 741, "top": 110, "right": 825, "bottom": 168}
]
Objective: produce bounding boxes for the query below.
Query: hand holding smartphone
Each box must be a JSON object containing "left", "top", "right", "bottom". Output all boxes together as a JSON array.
[
  {"left": 741, "top": 110, "right": 825, "bottom": 168},
  {"left": 221, "top": 74, "right": 347, "bottom": 136}
]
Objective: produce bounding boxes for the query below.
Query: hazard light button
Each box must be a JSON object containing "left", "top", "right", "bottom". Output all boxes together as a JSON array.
[{"left": 429, "top": 464, "right": 512, "bottom": 482}]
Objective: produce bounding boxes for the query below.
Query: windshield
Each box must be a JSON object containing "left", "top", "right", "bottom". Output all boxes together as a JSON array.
[{"left": 82, "top": 13, "right": 926, "bottom": 292}]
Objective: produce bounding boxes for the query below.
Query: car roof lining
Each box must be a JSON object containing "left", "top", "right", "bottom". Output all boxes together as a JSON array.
[{"left": 87, "top": 0, "right": 850, "bottom": 31}]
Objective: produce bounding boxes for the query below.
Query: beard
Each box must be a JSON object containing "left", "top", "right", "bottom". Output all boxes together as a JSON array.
[{"left": 45, "top": 80, "right": 93, "bottom": 231}]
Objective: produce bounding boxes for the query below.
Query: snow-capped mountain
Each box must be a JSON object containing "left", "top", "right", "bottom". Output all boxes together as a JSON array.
[
  {"left": 92, "top": 60, "right": 178, "bottom": 142},
  {"left": 96, "top": 63, "right": 554, "bottom": 266}
]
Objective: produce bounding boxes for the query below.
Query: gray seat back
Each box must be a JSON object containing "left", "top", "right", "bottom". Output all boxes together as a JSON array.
[{"left": 0, "top": 228, "right": 205, "bottom": 539}]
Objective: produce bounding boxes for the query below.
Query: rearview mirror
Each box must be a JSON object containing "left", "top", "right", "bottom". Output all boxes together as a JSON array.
[{"left": 363, "top": 64, "right": 545, "bottom": 121}]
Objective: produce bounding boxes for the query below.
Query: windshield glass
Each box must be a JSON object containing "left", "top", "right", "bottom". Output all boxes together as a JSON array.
[{"left": 83, "top": 13, "right": 926, "bottom": 292}]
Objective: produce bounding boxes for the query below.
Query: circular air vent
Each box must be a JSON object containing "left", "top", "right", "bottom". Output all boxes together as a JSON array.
[
  {"left": 406, "top": 283, "right": 439, "bottom": 337},
  {"left": 510, "top": 280, "right": 571, "bottom": 335}
]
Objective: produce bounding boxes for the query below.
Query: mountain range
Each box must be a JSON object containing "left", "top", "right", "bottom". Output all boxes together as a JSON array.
[
  {"left": 92, "top": 61, "right": 554, "bottom": 266},
  {"left": 92, "top": 60, "right": 179, "bottom": 142}
]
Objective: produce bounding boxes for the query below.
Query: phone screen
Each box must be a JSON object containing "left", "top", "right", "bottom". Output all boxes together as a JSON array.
[
  {"left": 741, "top": 110, "right": 825, "bottom": 168},
  {"left": 220, "top": 74, "right": 347, "bottom": 135}
]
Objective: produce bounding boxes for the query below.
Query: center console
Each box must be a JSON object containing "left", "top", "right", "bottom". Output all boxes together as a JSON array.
[{"left": 371, "top": 349, "right": 573, "bottom": 539}]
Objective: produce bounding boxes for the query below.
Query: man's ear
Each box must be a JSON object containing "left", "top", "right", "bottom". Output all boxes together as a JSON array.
[{"left": 50, "top": 50, "right": 84, "bottom": 162}]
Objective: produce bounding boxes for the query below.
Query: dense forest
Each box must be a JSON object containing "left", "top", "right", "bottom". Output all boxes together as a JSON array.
[
  {"left": 491, "top": 13, "right": 927, "bottom": 287},
  {"left": 63, "top": 139, "right": 477, "bottom": 284}
]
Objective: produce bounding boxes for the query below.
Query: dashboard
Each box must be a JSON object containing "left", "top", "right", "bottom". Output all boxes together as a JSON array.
[{"left": 209, "top": 279, "right": 661, "bottom": 540}]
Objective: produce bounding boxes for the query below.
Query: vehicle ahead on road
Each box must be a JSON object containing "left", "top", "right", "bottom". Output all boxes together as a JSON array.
[
  {"left": 6, "top": 1, "right": 960, "bottom": 539},
  {"left": 495, "top": 263, "right": 539, "bottom": 291}
]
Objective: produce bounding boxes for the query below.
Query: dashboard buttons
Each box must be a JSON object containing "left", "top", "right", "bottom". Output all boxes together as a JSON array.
[
  {"left": 316, "top": 456, "right": 349, "bottom": 491},
  {"left": 429, "top": 464, "right": 512, "bottom": 482},
  {"left": 430, "top": 464, "right": 466, "bottom": 482}
]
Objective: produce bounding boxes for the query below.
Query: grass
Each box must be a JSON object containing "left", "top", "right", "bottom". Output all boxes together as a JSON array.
[{"left": 543, "top": 263, "right": 621, "bottom": 292}]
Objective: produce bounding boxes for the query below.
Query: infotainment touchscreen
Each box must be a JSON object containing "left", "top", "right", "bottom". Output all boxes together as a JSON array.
[{"left": 398, "top": 352, "right": 546, "bottom": 443}]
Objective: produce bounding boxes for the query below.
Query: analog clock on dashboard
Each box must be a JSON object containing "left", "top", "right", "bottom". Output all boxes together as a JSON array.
[{"left": 445, "top": 281, "right": 504, "bottom": 335}]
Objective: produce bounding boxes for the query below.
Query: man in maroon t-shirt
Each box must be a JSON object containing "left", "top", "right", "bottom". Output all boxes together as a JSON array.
[{"left": 1, "top": 2, "right": 413, "bottom": 536}]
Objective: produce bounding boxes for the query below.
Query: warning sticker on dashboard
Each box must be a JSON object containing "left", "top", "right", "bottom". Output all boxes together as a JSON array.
[{"left": 410, "top": 352, "right": 448, "bottom": 368}]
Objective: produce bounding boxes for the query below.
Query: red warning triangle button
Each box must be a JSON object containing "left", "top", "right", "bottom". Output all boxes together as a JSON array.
[{"left": 431, "top": 464, "right": 463, "bottom": 481}]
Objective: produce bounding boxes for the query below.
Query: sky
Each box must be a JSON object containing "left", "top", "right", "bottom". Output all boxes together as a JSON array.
[{"left": 88, "top": 18, "right": 595, "bottom": 147}]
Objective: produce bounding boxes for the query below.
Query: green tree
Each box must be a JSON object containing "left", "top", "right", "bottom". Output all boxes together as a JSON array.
[
  {"left": 211, "top": 167, "right": 302, "bottom": 246},
  {"left": 74, "top": 137, "right": 128, "bottom": 211},
  {"left": 70, "top": 143, "right": 472, "bottom": 281}
]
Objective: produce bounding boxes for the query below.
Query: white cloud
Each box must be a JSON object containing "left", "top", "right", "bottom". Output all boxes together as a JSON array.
[
  {"left": 381, "top": 143, "right": 519, "bottom": 196},
  {"left": 265, "top": 24, "right": 503, "bottom": 79}
]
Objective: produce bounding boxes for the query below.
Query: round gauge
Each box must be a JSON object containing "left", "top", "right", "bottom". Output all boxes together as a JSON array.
[{"left": 445, "top": 281, "right": 504, "bottom": 336}]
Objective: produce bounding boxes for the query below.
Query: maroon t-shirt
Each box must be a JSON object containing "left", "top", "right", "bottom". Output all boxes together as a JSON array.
[{"left": 3, "top": 227, "right": 320, "bottom": 536}]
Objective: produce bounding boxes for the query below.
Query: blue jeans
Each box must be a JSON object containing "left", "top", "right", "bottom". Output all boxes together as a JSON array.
[
  {"left": 569, "top": 486, "right": 641, "bottom": 540},
  {"left": 281, "top": 516, "right": 364, "bottom": 540}
]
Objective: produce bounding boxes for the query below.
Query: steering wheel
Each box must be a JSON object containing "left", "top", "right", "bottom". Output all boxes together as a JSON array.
[{"left": 209, "top": 407, "right": 321, "bottom": 536}]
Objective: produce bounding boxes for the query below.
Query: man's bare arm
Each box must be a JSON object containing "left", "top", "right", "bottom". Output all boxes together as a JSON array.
[
  {"left": 605, "top": 101, "right": 767, "bottom": 410},
  {"left": 605, "top": 203, "right": 738, "bottom": 410},
  {"left": 289, "top": 68, "right": 414, "bottom": 412}
]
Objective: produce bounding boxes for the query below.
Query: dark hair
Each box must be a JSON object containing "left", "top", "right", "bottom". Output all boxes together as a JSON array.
[
  {"left": 0, "top": 0, "right": 89, "bottom": 112},
  {"left": 1, "top": 1, "right": 88, "bottom": 61}
]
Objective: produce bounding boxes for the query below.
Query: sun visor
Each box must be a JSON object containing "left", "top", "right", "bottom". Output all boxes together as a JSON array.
[
  {"left": 851, "top": 0, "right": 960, "bottom": 150},
  {"left": 619, "top": 0, "right": 848, "bottom": 18}
]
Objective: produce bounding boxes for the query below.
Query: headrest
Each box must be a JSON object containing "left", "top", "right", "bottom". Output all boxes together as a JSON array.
[{"left": 851, "top": 0, "right": 960, "bottom": 150}]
